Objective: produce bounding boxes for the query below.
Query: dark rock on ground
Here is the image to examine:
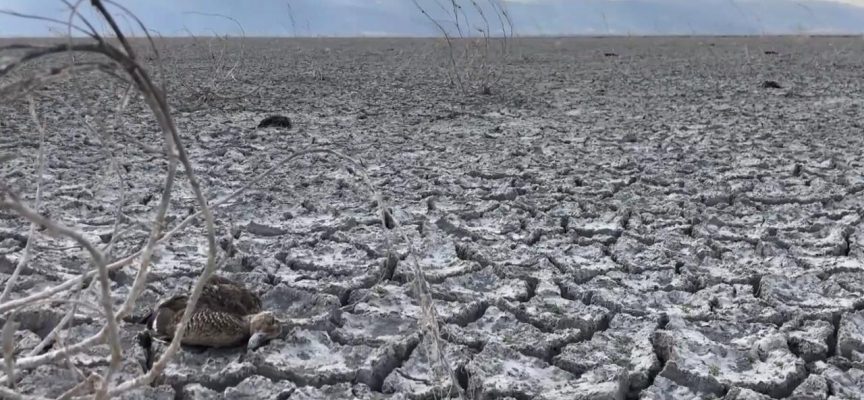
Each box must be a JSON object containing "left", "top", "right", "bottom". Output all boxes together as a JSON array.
[{"left": 257, "top": 115, "right": 292, "bottom": 129}]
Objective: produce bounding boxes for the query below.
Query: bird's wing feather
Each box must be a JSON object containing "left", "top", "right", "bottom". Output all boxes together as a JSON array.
[
  {"left": 144, "top": 293, "right": 188, "bottom": 332},
  {"left": 155, "top": 293, "right": 189, "bottom": 312},
  {"left": 198, "top": 283, "right": 262, "bottom": 315},
  {"left": 176, "top": 308, "right": 249, "bottom": 347}
]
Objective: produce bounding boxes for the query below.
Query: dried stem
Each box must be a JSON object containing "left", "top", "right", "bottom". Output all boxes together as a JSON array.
[
  {"left": 412, "top": 0, "right": 512, "bottom": 95},
  {"left": 0, "top": 98, "right": 47, "bottom": 305},
  {"left": 169, "top": 11, "right": 257, "bottom": 109},
  {"left": 1, "top": 318, "right": 17, "bottom": 389},
  {"left": 0, "top": 197, "right": 124, "bottom": 396},
  {"left": 26, "top": 276, "right": 99, "bottom": 358},
  {"left": 54, "top": 89, "right": 131, "bottom": 261}
]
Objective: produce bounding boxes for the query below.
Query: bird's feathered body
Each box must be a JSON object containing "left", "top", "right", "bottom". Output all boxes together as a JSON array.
[
  {"left": 199, "top": 275, "right": 262, "bottom": 315},
  {"left": 144, "top": 275, "right": 280, "bottom": 349}
]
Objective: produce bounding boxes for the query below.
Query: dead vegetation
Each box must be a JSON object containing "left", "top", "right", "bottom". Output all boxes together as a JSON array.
[
  {"left": 412, "top": 0, "right": 515, "bottom": 95},
  {"left": 149, "top": 12, "right": 259, "bottom": 111},
  {"left": 0, "top": 1, "right": 456, "bottom": 398}
]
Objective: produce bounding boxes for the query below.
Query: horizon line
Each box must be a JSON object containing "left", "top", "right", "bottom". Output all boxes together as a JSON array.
[{"left": 1, "top": 32, "right": 863, "bottom": 40}]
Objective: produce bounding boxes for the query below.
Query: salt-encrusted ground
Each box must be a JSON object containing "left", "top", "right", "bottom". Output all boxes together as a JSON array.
[{"left": 2, "top": 36, "right": 864, "bottom": 399}]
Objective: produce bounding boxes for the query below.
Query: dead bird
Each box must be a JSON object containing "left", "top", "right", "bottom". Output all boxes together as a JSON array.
[
  {"left": 257, "top": 115, "right": 292, "bottom": 129},
  {"left": 144, "top": 275, "right": 281, "bottom": 350}
]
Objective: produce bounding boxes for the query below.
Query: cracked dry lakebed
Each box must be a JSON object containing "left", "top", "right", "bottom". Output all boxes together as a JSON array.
[{"left": 2, "top": 36, "right": 864, "bottom": 399}]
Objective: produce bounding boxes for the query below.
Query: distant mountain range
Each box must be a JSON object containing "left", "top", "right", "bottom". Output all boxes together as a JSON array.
[{"left": 1, "top": 0, "right": 863, "bottom": 37}]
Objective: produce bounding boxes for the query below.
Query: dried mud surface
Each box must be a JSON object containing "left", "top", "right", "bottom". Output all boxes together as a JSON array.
[{"left": 2, "top": 36, "right": 864, "bottom": 399}]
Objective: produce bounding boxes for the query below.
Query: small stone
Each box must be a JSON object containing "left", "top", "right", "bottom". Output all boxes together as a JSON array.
[{"left": 99, "top": 232, "right": 113, "bottom": 244}]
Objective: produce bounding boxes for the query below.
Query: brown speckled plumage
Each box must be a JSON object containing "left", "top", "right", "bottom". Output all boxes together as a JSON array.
[{"left": 145, "top": 275, "right": 281, "bottom": 349}]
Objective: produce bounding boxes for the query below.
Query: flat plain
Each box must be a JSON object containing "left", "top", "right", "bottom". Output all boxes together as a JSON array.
[{"left": 3, "top": 35, "right": 864, "bottom": 399}]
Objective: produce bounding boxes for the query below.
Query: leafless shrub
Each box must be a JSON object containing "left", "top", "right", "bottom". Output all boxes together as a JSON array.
[
  {"left": 159, "top": 12, "right": 259, "bottom": 110},
  {"left": 282, "top": 4, "right": 326, "bottom": 81},
  {"left": 412, "top": 0, "right": 515, "bottom": 95},
  {"left": 0, "top": 0, "right": 213, "bottom": 396},
  {"left": 0, "top": 1, "right": 456, "bottom": 399}
]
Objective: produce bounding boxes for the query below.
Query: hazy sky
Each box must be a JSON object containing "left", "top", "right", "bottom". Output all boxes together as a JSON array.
[{"left": 1, "top": 0, "right": 863, "bottom": 37}]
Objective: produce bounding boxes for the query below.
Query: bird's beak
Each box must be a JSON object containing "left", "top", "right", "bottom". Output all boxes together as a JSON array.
[{"left": 247, "top": 332, "right": 269, "bottom": 351}]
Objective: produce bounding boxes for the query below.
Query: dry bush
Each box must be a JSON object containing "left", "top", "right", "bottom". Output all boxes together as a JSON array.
[
  {"left": 151, "top": 12, "right": 259, "bottom": 111},
  {"left": 412, "top": 0, "right": 515, "bottom": 95},
  {"left": 282, "top": 4, "right": 326, "bottom": 82},
  {"left": 0, "top": 1, "right": 457, "bottom": 399}
]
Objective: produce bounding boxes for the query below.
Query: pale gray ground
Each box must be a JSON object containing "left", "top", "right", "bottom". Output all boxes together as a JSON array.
[{"left": 2, "top": 36, "right": 864, "bottom": 399}]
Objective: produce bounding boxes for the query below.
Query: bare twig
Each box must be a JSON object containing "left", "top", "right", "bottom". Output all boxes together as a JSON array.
[
  {"left": 83, "top": 3, "right": 204, "bottom": 398},
  {"left": 0, "top": 98, "right": 47, "bottom": 305},
  {"left": 50, "top": 326, "right": 88, "bottom": 390},
  {"left": 412, "top": 0, "right": 513, "bottom": 95},
  {"left": 0, "top": 2, "right": 185, "bottom": 395},
  {"left": 1, "top": 318, "right": 17, "bottom": 389},
  {"left": 105, "top": 86, "right": 136, "bottom": 257},
  {"left": 168, "top": 11, "right": 257, "bottom": 109},
  {"left": 54, "top": 89, "right": 131, "bottom": 260},
  {"left": 0, "top": 197, "right": 124, "bottom": 395},
  {"left": 26, "top": 276, "right": 99, "bottom": 357},
  {"left": 412, "top": 0, "right": 465, "bottom": 92}
]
